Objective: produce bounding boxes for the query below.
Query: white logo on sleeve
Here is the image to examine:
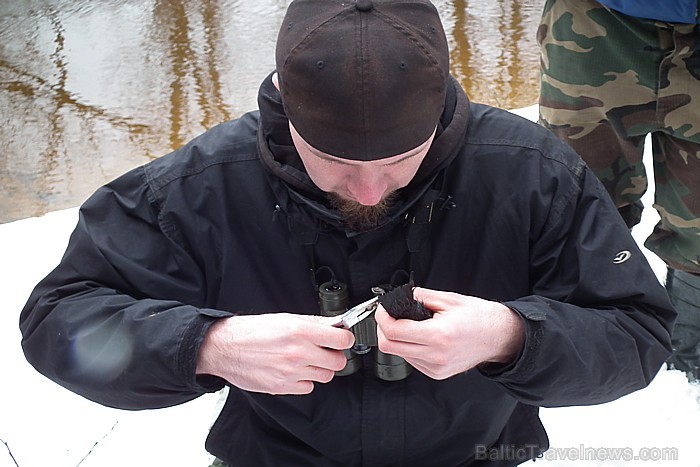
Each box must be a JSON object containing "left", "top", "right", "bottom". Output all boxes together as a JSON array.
[{"left": 613, "top": 250, "right": 632, "bottom": 264}]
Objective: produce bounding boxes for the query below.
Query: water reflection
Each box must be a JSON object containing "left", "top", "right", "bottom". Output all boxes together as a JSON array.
[
  {"left": 0, "top": 0, "right": 541, "bottom": 224},
  {"left": 447, "top": 0, "right": 540, "bottom": 108}
]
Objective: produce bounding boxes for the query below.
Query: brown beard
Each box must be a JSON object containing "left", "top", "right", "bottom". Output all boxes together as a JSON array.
[{"left": 328, "top": 192, "right": 397, "bottom": 231}]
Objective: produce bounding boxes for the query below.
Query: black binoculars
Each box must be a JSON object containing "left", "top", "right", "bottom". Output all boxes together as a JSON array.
[{"left": 318, "top": 280, "right": 412, "bottom": 381}]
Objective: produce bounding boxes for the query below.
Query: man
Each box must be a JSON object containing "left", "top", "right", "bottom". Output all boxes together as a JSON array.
[
  {"left": 538, "top": 0, "right": 700, "bottom": 381},
  {"left": 21, "top": 0, "right": 674, "bottom": 465}
]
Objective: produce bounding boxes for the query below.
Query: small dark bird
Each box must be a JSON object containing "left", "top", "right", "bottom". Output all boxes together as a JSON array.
[{"left": 378, "top": 281, "right": 432, "bottom": 321}]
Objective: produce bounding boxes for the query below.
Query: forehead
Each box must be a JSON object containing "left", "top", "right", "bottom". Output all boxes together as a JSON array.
[{"left": 290, "top": 121, "right": 435, "bottom": 167}]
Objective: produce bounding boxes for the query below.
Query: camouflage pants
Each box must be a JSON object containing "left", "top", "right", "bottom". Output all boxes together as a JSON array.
[{"left": 538, "top": 0, "right": 700, "bottom": 274}]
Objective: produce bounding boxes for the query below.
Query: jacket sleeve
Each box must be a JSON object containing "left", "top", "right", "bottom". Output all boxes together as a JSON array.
[
  {"left": 19, "top": 166, "right": 227, "bottom": 410},
  {"left": 485, "top": 164, "right": 675, "bottom": 407}
]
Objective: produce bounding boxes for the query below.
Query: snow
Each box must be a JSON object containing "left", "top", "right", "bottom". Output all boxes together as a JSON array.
[
  {"left": 1, "top": 106, "right": 698, "bottom": 467},
  {"left": 0, "top": 208, "right": 221, "bottom": 466}
]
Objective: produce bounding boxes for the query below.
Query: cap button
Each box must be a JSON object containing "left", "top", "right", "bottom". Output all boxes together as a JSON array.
[{"left": 355, "top": 0, "right": 373, "bottom": 12}]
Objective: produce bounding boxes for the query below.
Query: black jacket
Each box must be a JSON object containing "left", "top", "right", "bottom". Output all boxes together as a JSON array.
[{"left": 20, "top": 75, "right": 675, "bottom": 466}]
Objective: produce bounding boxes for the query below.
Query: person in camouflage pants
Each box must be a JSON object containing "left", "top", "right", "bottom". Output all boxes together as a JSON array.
[{"left": 538, "top": 0, "right": 700, "bottom": 381}]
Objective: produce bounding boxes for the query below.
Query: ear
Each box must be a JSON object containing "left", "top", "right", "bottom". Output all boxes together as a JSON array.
[{"left": 272, "top": 72, "right": 280, "bottom": 91}]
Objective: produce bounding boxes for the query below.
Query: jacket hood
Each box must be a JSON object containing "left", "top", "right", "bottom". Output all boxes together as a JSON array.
[{"left": 256, "top": 71, "right": 469, "bottom": 232}]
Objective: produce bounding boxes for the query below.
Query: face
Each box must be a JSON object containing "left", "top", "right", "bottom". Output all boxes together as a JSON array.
[
  {"left": 273, "top": 73, "right": 436, "bottom": 230},
  {"left": 289, "top": 122, "right": 434, "bottom": 207}
]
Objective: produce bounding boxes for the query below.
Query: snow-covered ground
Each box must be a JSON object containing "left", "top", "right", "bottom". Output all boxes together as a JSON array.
[
  {"left": 0, "top": 207, "right": 221, "bottom": 467},
  {"left": 1, "top": 106, "right": 698, "bottom": 467}
]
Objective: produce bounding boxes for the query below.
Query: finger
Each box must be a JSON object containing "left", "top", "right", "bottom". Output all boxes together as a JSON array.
[
  {"left": 375, "top": 307, "right": 432, "bottom": 345},
  {"left": 271, "top": 381, "right": 315, "bottom": 395},
  {"left": 318, "top": 327, "right": 355, "bottom": 351},
  {"left": 322, "top": 348, "right": 350, "bottom": 372},
  {"left": 374, "top": 304, "right": 396, "bottom": 327},
  {"left": 376, "top": 320, "right": 429, "bottom": 357},
  {"left": 302, "top": 365, "right": 336, "bottom": 384},
  {"left": 412, "top": 287, "right": 463, "bottom": 311},
  {"left": 299, "top": 315, "right": 356, "bottom": 350},
  {"left": 400, "top": 359, "right": 448, "bottom": 381},
  {"left": 302, "top": 344, "right": 349, "bottom": 372},
  {"left": 263, "top": 353, "right": 341, "bottom": 394},
  {"left": 310, "top": 314, "right": 345, "bottom": 327}
]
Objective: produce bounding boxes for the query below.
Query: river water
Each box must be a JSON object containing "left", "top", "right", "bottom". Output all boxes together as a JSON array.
[{"left": 0, "top": 0, "right": 542, "bottom": 224}]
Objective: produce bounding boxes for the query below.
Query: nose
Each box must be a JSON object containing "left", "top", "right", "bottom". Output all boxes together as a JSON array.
[{"left": 345, "top": 168, "right": 388, "bottom": 206}]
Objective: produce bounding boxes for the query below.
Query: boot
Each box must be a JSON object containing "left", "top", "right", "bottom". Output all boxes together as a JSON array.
[{"left": 665, "top": 267, "right": 700, "bottom": 382}]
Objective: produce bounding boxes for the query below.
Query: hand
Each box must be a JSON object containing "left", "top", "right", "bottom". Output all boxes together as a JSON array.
[
  {"left": 375, "top": 287, "right": 525, "bottom": 380},
  {"left": 196, "top": 313, "right": 355, "bottom": 395}
]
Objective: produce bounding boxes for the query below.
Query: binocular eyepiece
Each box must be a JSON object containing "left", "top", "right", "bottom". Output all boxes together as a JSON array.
[{"left": 318, "top": 280, "right": 412, "bottom": 382}]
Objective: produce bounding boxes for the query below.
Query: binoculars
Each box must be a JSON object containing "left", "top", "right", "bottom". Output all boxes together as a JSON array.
[{"left": 318, "top": 280, "right": 412, "bottom": 381}]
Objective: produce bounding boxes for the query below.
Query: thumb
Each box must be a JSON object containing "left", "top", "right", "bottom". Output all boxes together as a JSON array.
[
  {"left": 412, "top": 287, "right": 461, "bottom": 313},
  {"left": 299, "top": 314, "right": 339, "bottom": 326}
]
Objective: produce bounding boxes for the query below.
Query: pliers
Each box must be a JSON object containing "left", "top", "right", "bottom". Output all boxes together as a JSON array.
[{"left": 330, "top": 296, "right": 379, "bottom": 329}]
